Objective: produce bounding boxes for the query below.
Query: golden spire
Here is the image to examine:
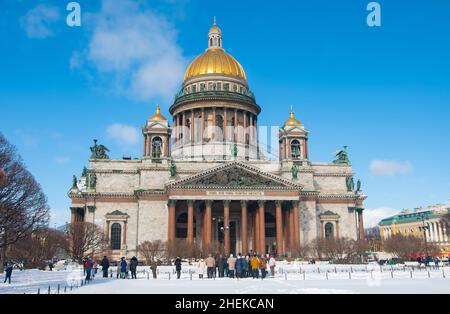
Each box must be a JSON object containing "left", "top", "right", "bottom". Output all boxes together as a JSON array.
[
  {"left": 284, "top": 108, "right": 301, "bottom": 127},
  {"left": 149, "top": 104, "right": 167, "bottom": 121}
]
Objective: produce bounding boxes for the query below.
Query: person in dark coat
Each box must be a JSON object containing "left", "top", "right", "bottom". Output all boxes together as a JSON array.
[
  {"left": 130, "top": 256, "right": 138, "bottom": 279},
  {"left": 100, "top": 256, "right": 110, "bottom": 278},
  {"left": 120, "top": 257, "right": 127, "bottom": 279},
  {"left": 175, "top": 257, "right": 182, "bottom": 279},
  {"left": 3, "top": 263, "right": 13, "bottom": 284},
  {"left": 85, "top": 258, "right": 92, "bottom": 281},
  {"left": 235, "top": 254, "right": 243, "bottom": 278},
  {"left": 217, "top": 254, "right": 225, "bottom": 278}
]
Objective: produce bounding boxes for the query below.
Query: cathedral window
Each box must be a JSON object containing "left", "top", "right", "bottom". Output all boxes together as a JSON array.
[
  {"left": 110, "top": 223, "right": 122, "bottom": 250},
  {"left": 192, "top": 85, "right": 197, "bottom": 93},
  {"left": 152, "top": 137, "right": 163, "bottom": 159},
  {"left": 325, "top": 222, "right": 334, "bottom": 239},
  {"left": 200, "top": 83, "right": 206, "bottom": 92},
  {"left": 217, "top": 83, "right": 222, "bottom": 91},
  {"left": 233, "top": 84, "right": 238, "bottom": 92},
  {"left": 291, "top": 140, "right": 301, "bottom": 160}
]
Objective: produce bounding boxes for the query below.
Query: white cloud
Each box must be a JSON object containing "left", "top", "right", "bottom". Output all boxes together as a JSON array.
[
  {"left": 364, "top": 207, "right": 398, "bottom": 228},
  {"left": 79, "top": 0, "right": 186, "bottom": 101},
  {"left": 369, "top": 160, "right": 413, "bottom": 176},
  {"left": 106, "top": 124, "right": 139, "bottom": 146},
  {"left": 69, "top": 52, "right": 83, "bottom": 70},
  {"left": 20, "top": 4, "right": 60, "bottom": 39},
  {"left": 53, "top": 156, "right": 70, "bottom": 165}
]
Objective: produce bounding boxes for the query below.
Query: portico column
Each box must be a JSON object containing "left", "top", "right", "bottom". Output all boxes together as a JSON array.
[
  {"left": 293, "top": 201, "right": 300, "bottom": 246},
  {"left": 168, "top": 200, "right": 176, "bottom": 242},
  {"left": 289, "top": 207, "right": 295, "bottom": 249},
  {"left": 205, "top": 200, "right": 212, "bottom": 248},
  {"left": 258, "top": 200, "right": 266, "bottom": 254},
  {"left": 187, "top": 200, "right": 194, "bottom": 244},
  {"left": 240, "top": 200, "right": 248, "bottom": 255},
  {"left": 357, "top": 209, "right": 365, "bottom": 240},
  {"left": 284, "top": 209, "right": 290, "bottom": 252},
  {"left": 243, "top": 111, "right": 247, "bottom": 144},
  {"left": 320, "top": 221, "right": 325, "bottom": 239},
  {"left": 336, "top": 221, "right": 340, "bottom": 239},
  {"left": 224, "top": 200, "right": 230, "bottom": 255},
  {"left": 254, "top": 209, "right": 260, "bottom": 252},
  {"left": 275, "top": 201, "right": 283, "bottom": 256}
]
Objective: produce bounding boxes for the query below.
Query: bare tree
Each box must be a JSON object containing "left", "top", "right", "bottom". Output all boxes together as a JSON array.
[
  {"left": 0, "top": 133, "right": 50, "bottom": 272},
  {"left": 137, "top": 240, "right": 166, "bottom": 265},
  {"left": 67, "top": 222, "right": 107, "bottom": 263},
  {"left": 8, "top": 227, "right": 68, "bottom": 269},
  {"left": 0, "top": 169, "right": 6, "bottom": 187},
  {"left": 383, "top": 233, "right": 440, "bottom": 261}
]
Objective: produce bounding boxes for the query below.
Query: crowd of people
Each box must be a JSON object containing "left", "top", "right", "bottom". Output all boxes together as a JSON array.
[{"left": 175, "top": 252, "right": 277, "bottom": 280}]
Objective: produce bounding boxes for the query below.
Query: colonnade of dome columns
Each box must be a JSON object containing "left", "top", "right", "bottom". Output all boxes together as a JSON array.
[{"left": 172, "top": 107, "right": 258, "bottom": 146}]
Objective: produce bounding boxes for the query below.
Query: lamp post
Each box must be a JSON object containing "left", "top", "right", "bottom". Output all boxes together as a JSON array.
[{"left": 418, "top": 213, "right": 429, "bottom": 258}]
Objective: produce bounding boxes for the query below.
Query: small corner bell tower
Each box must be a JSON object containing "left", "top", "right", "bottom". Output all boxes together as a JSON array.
[
  {"left": 279, "top": 108, "right": 309, "bottom": 163},
  {"left": 143, "top": 105, "right": 172, "bottom": 160}
]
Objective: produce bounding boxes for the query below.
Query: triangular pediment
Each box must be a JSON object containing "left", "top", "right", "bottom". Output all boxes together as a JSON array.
[{"left": 166, "top": 161, "right": 302, "bottom": 190}]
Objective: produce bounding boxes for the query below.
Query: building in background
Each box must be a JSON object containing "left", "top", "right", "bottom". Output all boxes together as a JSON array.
[
  {"left": 379, "top": 203, "right": 450, "bottom": 255},
  {"left": 68, "top": 21, "right": 367, "bottom": 259}
]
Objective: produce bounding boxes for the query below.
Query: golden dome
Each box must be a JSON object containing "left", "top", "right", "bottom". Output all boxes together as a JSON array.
[
  {"left": 149, "top": 105, "right": 167, "bottom": 121},
  {"left": 184, "top": 48, "right": 246, "bottom": 82},
  {"left": 284, "top": 111, "right": 301, "bottom": 127}
]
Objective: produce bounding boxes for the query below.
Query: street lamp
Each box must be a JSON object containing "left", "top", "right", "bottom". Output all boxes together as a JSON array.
[{"left": 417, "top": 213, "right": 429, "bottom": 258}]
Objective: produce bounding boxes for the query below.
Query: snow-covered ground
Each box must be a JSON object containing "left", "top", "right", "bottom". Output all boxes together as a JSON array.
[{"left": 1, "top": 263, "right": 450, "bottom": 294}]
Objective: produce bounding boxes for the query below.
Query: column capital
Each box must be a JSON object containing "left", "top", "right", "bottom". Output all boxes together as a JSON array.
[
  {"left": 205, "top": 200, "right": 213, "bottom": 208},
  {"left": 223, "top": 200, "right": 231, "bottom": 207},
  {"left": 258, "top": 200, "right": 265, "bottom": 208},
  {"left": 275, "top": 200, "right": 283, "bottom": 208},
  {"left": 187, "top": 200, "right": 195, "bottom": 207},
  {"left": 168, "top": 200, "right": 177, "bottom": 208},
  {"left": 240, "top": 200, "right": 248, "bottom": 207}
]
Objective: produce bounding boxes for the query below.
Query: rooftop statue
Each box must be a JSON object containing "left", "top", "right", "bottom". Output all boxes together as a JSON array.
[
  {"left": 90, "top": 139, "right": 110, "bottom": 160},
  {"left": 356, "top": 179, "right": 362, "bottom": 193},
  {"left": 231, "top": 144, "right": 238, "bottom": 158},
  {"left": 170, "top": 160, "right": 177, "bottom": 178},
  {"left": 346, "top": 177, "right": 355, "bottom": 192},
  {"left": 333, "top": 146, "right": 350, "bottom": 165},
  {"left": 72, "top": 175, "right": 78, "bottom": 190},
  {"left": 291, "top": 164, "right": 298, "bottom": 180}
]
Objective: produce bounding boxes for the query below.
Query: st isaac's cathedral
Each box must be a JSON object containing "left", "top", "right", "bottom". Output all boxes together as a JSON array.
[{"left": 69, "top": 21, "right": 367, "bottom": 259}]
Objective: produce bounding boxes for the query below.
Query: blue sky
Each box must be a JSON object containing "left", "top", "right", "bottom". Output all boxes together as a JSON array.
[{"left": 1, "top": 0, "right": 449, "bottom": 227}]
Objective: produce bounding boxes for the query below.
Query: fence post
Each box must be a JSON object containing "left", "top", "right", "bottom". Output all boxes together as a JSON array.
[
  {"left": 350, "top": 266, "right": 353, "bottom": 273},
  {"left": 349, "top": 272, "right": 351, "bottom": 280},
  {"left": 317, "top": 267, "right": 320, "bottom": 274},
  {"left": 370, "top": 271, "right": 373, "bottom": 280},
  {"left": 190, "top": 272, "right": 193, "bottom": 281},
  {"left": 443, "top": 270, "right": 446, "bottom": 279},
  {"left": 410, "top": 270, "right": 413, "bottom": 279},
  {"left": 391, "top": 271, "right": 393, "bottom": 279},
  {"left": 303, "top": 272, "right": 305, "bottom": 281},
  {"left": 48, "top": 286, "right": 51, "bottom": 294},
  {"left": 37, "top": 288, "right": 40, "bottom": 294},
  {"left": 326, "top": 272, "right": 329, "bottom": 280},
  {"left": 58, "top": 284, "right": 60, "bottom": 294},
  {"left": 169, "top": 272, "right": 171, "bottom": 280},
  {"left": 64, "top": 286, "right": 67, "bottom": 293},
  {"left": 428, "top": 271, "right": 431, "bottom": 278},
  {"left": 285, "top": 273, "right": 287, "bottom": 280}
]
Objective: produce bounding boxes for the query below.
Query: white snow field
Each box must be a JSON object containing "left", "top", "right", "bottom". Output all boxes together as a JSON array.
[{"left": 1, "top": 263, "right": 450, "bottom": 294}]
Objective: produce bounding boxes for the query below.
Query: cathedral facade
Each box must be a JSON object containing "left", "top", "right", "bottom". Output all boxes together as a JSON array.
[{"left": 69, "top": 22, "right": 366, "bottom": 259}]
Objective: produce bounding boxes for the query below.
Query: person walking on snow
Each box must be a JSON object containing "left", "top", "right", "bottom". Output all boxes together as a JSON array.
[
  {"left": 250, "top": 255, "right": 260, "bottom": 279},
  {"left": 130, "top": 256, "right": 138, "bottom": 279},
  {"left": 259, "top": 256, "right": 267, "bottom": 279},
  {"left": 150, "top": 258, "right": 158, "bottom": 279},
  {"left": 227, "top": 254, "right": 237, "bottom": 278},
  {"left": 197, "top": 259, "right": 206, "bottom": 279},
  {"left": 205, "top": 254, "right": 215, "bottom": 279},
  {"left": 3, "top": 263, "right": 13, "bottom": 284},
  {"left": 120, "top": 257, "right": 127, "bottom": 279},
  {"left": 175, "top": 257, "right": 182, "bottom": 279},
  {"left": 85, "top": 258, "right": 92, "bottom": 281},
  {"left": 269, "top": 255, "right": 276, "bottom": 277},
  {"left": 100, "top": 256, "right": 110, "bottom": 278}
]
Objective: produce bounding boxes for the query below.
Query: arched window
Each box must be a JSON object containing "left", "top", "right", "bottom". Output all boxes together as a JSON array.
[
  {"left": 325, "top": 222, "right": 334, "bottom": 239},
  {"left": 110, "top": 223, "right": 122, "bottom": 250},
  {"left": 152, "top": 137, "right": 163, "bottom": 159},
  {"left": 291, "top": 140, "right": 301, "bottom": 160}
]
